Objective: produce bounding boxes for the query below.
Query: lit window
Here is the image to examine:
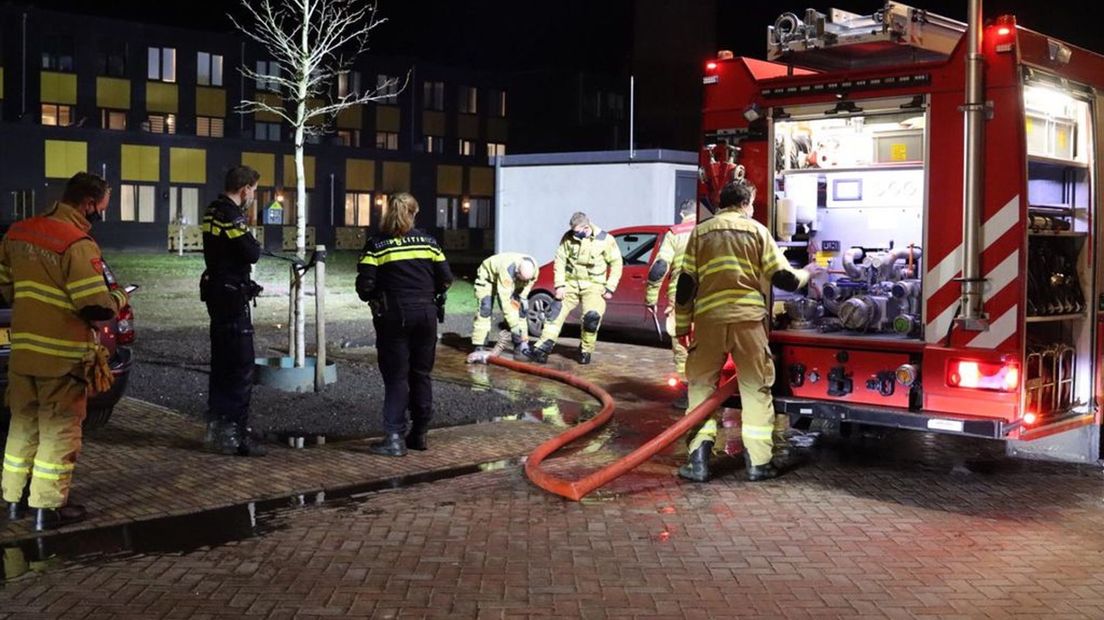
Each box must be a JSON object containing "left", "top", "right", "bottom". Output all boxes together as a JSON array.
[
  {"left": 486, "top": 142, "right": 506, "bottom": 159},
  {"left": 459, "top": 139, "right": 475, "bottom": 156},
  {"left": 101, "top": 109, "right": 127, "bottom": 130},
  {"left": 424, "top": 135, "right": 444, "bottom": 154},
  {"left": 144, "top": 113, "right": 177, "bottom": 134},
  {"left": 337, "top": 130, "right": 360, "bottom": 147},
  {"left": 148, "top": 47, "right": 176, "bottom": 82},
  {"left": 375, "top": 131, "right": 398, "bottom": 150},
  {"left": 337, "top": 71, "right": 362, "bottom": 98},
  {"left": 436, "top": 196, "right": 459, "bottom": 229},
  {"left": 41, "top": 104, "right": 73, "bottom": 127},
  {"left": 169, "top": 186, "right": 201, "bottom": 225},
  {"left": 196, "top": 116, "right": 224, "bottom": 137},
  {"left": 197, "top": 52, "right": 224, "bottom": 87},
  {"left": 468, "top": 197, "right": 493, "bottom": 229},
  {"left": 344, "top": 192, "right": 372, "bottom": 227},
  {"left": 119, "top": 184, "right": 157, "bottom": 222}
]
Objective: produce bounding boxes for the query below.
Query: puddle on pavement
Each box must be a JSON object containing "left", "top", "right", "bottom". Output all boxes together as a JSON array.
[{"left": 0, "top": 458, "right": 519, "bottom": 584}]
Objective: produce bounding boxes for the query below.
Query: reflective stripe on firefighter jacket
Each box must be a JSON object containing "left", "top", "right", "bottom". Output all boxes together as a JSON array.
[
  {"left": 0, "top": 202, "right": 124, "bottom": 376},
  {"left": 645, "top": 215, "right": 696, "bottom": 307},
  {"left": 553, "top": 225, "right": 622, "bottom": 292},
  {"left": 474, "top": 252, "right": 538, "bottom": 335},
  {"left": 675, "top": 208, "right": 800, "bottom": 335}
]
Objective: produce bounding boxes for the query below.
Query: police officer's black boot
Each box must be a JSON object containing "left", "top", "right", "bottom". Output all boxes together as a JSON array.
[
  {"left": 406, "top": 422, "right": 429, "bottom": 451},
  {"left": 235, "top": 424, "right": 268, "bottom": 457},
  {"left": 369, "top": 433, "right": 407, "bottom": 457},
  {"left": 34, "top": 504, "right": 87, "bottom": 532},
  {"left": 743, "top": 451, "right": 780, "bottom": 482},
  {"left": 525, "top": 341, "right": 553, "bottom": 364},
  {"left": 578, "top": 350, "right": 592, "bottom": 365},
  {"left": 204, "top": 420, "right": 240, "bottom": 456},
  {"left": 677, "top": 440, "right": 713, "bottom": 482}
]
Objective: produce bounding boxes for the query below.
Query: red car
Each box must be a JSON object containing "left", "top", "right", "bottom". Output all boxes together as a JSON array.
[{"left": 526, "top": 225, "right": 673, "bottom": 338}]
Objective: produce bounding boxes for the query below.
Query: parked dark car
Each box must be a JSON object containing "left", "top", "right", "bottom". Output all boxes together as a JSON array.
[{"left": 1, "top": 260, "right": 135, "bottom": 431}]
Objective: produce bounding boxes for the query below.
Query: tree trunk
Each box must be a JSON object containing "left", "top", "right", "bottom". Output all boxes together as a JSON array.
[{"left": 292, "top": 0, "right": 310, "bottom": 368}]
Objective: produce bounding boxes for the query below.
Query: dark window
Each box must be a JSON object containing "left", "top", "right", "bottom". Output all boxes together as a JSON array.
[
  {"left": 97, "top": 41, "right": 127, "bottom": 77},
  {"left": 42, "top": 36, "right": 75, "bottom": 72},
  {"left": 423, "top": 81, "right": 444, "bottom": 111}
]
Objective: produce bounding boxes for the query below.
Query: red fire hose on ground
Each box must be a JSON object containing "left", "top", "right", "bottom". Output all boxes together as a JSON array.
[{"left": 481, "top": 355, "right": 739, "bottom": 501}]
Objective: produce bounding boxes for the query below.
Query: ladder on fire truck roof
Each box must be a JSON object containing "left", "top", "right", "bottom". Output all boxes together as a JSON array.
[{"left": 767, "top": 1, "right": 967, "bottom": 71}]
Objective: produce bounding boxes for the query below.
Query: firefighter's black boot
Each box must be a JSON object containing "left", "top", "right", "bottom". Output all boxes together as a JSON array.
[
  {"left": 578, "top": 351, "right": 592, "bottom": 365},
  {"left": 7, "top": 502, "right": 25, "bottom": 521},
  {"left": 406, "top": 423, "right": 428, "bottom": 451},
  {"left": 34, "top": 504, "right": 87, "bottom": 532},
  {"left": 743, "top": 451, "right": 780, "bottom": 482},
  {"left": 671, "top": 385, "right": 689, "bottom": 410},
  {"left": 369, "top": 432, "right": 408, "bottom": 457},
  {"left": 525, "top": 341, "right": 552, "bottom": 364},
  {"left": 677, "top": 440, "right": 713, "bottom": 482}
]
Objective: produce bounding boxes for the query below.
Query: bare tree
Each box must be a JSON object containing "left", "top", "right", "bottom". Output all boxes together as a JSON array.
[{"left": 231, "top": 0, "right": 404, "bottom": 367}]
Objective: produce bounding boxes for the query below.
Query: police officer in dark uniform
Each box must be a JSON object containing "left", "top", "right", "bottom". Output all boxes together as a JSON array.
[
  {"left": 356, "top": 193, "right": 452, "bottom": 456},
  {"left": 201, "top": 166, "right": 265, "bottom": 457}
]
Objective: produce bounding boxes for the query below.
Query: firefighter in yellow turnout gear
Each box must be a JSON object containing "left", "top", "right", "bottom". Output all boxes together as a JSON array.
[
  {"left": 645, "top": 200, "right": 698, "bottom": 386},
  {"left": 0, "top": 173, "right": 127, "bottom": 530},
  {"left": 471, "top": 253, "right": 539, "bottom": 354},
  {"left": 528, "top": 212, "right": 622, "bottom": 365},
  {"left": 675, "top": 180, "right": 809, "bottom": 483}
]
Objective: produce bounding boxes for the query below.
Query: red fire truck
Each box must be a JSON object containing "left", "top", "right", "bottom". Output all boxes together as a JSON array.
[{"left": 701, "top": 2, "right": 1104, "bottom": 458}]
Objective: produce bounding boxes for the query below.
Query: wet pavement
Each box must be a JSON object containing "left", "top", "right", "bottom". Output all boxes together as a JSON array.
[{"left": 3, "top": 335, "right": 1104, "bottom": 617}]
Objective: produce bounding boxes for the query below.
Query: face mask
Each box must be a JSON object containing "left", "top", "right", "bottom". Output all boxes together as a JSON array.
[{"left": 573, "top": 230, "right": 588, "bottom": 240}]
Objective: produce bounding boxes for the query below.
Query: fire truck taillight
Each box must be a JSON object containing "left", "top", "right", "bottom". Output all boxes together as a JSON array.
[
  {"left": 666, "top": 375, "right": 680, "bottom": 388},
  {"left": 946, "top": 359, "right": 1020, "bottom": 392},
  {"left": 996, "top": 26, "right": 1011, "bottom": 36},
  {"left": 705, "top": 61, "right": 718, "bottom": 72},
  {"left": 1023, "top": 411, "right": 1039, "bottom": 426}
]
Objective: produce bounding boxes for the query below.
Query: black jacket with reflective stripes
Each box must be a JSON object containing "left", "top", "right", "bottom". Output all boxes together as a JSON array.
[
  {"left": 356, "top": 230, "right": 452, "bottom": 309},
  {"left": 201, "top": 196, "right": 261, "bottom": 285}
]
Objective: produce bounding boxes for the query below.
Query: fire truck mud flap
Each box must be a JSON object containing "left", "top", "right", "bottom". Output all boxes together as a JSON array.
[{"left": 774, "top": 396, "right": 1009, "bottom": 439}]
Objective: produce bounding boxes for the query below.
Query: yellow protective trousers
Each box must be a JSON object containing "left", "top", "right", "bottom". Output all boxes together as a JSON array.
[
  {"left": 684, "top": 320, "right": 776, "bottom": 466},
  {"left": 665, "top": 311, "right": 688, "bottom": 379},
  {"left": 535, "top": 286, "right": 607, "bottom": 354},
  {"left": 2, "top": 371, "right": 86, "bottom": 508}
]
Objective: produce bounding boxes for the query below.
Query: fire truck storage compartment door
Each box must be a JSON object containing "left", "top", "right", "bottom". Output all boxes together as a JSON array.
[{"left": 781, "top": 344, "right": 912, "bottom": 409}]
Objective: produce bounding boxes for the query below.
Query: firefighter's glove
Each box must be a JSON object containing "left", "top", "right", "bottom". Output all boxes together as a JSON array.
[{"left": 84, "top": 344, "right": 115, "bottom": 395}]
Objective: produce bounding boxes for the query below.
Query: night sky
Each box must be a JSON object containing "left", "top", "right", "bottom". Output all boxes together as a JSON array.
[{"left": 21, "top": 0, "right": 1102, "bottom": 70}]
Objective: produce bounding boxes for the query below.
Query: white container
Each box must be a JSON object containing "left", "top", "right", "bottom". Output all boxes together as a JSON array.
[
  {"left": 784, "top": 175, "right": 819, "bottom": 224},
  {"left": 776, "top": 197, "right": 797, "bottom": 241}
]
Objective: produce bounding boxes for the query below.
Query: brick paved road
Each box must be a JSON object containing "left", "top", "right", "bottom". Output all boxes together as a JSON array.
[{"left": 3, "top": 407, "right": 1104, "bottom": 618}]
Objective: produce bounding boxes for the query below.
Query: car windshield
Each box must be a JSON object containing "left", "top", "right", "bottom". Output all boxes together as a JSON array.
[{"left": 615, "top": 233, "right": 658, "bottom": 266}]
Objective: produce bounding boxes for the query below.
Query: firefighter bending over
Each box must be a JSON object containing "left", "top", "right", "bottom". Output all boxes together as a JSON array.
[
  {"left": 527, "top": 212, "right": 622, "bottom": 365},
  {"left": 0, "top": 172, "right": 128, "bottom": 530},
  {"left": 471, "top": 253, "right": 539, "bottom": 356},
  {"left": 675, "top": 180, "right": 810, "bottom": 483},
  {"left": 645, "top": 199, "right": 698, "bottom": 407}
]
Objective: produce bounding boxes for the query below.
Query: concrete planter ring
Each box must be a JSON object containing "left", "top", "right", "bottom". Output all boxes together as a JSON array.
[{"left": 254, "top": 356, "right": 338, "bottom": 392}]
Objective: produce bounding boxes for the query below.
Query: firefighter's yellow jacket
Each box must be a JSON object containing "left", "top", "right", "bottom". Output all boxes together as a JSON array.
[
  {"left": 0, "top": 202, "right": 126, "bottom": 377},
  {"left": 675, "top": 208, "right": 805, "bottom": 336},
  {"left": 553, "top": 225, "right": 623, "bottom": 293}
]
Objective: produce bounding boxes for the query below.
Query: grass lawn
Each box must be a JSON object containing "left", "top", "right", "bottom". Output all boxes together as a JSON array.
[{"left": 105, "top": 250, "right": 477, "bottom": 329}]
